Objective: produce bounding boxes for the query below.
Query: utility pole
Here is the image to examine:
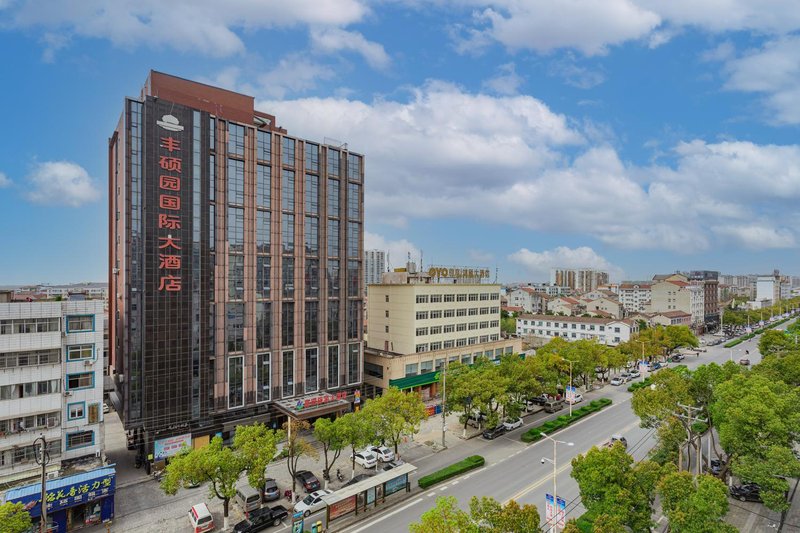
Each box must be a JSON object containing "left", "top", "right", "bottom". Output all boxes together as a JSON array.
[
  {"left": 441, "top": 364, "right": 447, "bottom": 449},
  {"left": 34, "top": 435, "right": 49, "bottom": 533},
  {"left": 674, "top": 404, "right": 707, "bottom": 475}
]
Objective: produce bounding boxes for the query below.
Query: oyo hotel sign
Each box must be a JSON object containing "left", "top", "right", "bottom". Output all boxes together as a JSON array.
[{"left": 428, "top": 266, "right": 490, "bottom": 281}]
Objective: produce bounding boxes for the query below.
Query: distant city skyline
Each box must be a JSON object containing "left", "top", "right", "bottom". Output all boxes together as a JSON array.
[{"left": 1, "top": 2, "right": 799, "bottom": 283}]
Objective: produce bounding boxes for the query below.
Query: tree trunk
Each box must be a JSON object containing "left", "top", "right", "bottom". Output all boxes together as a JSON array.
[{"left": 223, "top": 498, "right": 230, "bottom": 530}]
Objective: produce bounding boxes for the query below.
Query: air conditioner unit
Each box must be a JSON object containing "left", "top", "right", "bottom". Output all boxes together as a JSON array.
[
  {"left": 63, "top": 391, "right": 72, "bottom": 397},
  {"left": 46, "top": 471, "right": 59, "bottom": 480},
  {"left": 84, "top": 360, "right": 93, "bottom": 367}
]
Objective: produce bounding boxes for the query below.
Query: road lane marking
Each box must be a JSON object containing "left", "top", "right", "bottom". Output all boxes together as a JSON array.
[
  {"left": 503, "top": 462, "right": 573, "bottom": 505},
  {"left": 344, "top": 497, "right": 424, "bottom": 533}
]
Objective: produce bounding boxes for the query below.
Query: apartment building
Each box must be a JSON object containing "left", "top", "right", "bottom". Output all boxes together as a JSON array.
[
  {"left": 546, "top": 297, "right": 584, "bottom": 316},
  {"left": 550, "top": 268, "right": 609, "bottom": 293},
  {"left": 506, "top": 287, "right": 548, "bottom": 314},
  {"left": 617, "top": 282, "right": 652, "bottom": 313},
  {"left": 687, "top": 270, "right": 720, "bottom": 330},
  {"left": 580, "top": 296, "right": 624, "bottom": 319},
  {"left": 364, "top": 267, "right": 520, "bottom": 399},
  {"left": 0, "top": 299, "right": 105, "bottom": 485},
  {"left": 647, "top": 276, "right": 704, "bottom": 329},
  {"left": 516, "top": 314, "right": 637, "bottom": 346},
  {"left": 364, "top": 249, "right": 386, "bottom": 291}
]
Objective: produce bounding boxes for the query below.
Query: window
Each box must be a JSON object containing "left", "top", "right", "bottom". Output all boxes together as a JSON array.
[
  {"left": 456, "top": 309, "right": 467, "bottom": 317},
  {"left": 305, "top": 174, "right": 319, "bottom": 214},
  {"left": 282, "top": 213, "right": 295, "bottom": 253},
  {"left": 304, "top": 217, "right": 319, "bottom": 255},
  {"left": 327, "top": 179, "right": 340, "bottom": 217},
  {"left": 347, "top": 223, "right": 360, "bottom": 257},
  {"left": 420, "top": 360, "right": 433, "bottom": 373},
  {"left": 456, "top": 294, "right": 467, "bottom": 302},
  {"left": 228, "top": 123, "right": 245, "bottom": 157},
  {"left": 66, "top": 345, "right": 93, "bottom": 362},
  {"left": 444, "top": 309, "right": 455, "bottom": 318},
  {"left": 443, "top": 324, "right": 455, "bottom": 333},
  {"left": 282, "top": 169, "right": 295, "bottom": 211},
  {"left": 347, "top": 183, "right": 360, "bottom": 220},
  {"left": 443, "top": 340, "right": 454, "bottom": 349},
  {"left": 66, "top": 431, "right": 94, "bottom": 450},
  {"left": 480, "top": 335, "right": 489, "bottom": 343},
  {"left": 256, "top": 256, "right": 271, "bottom": 299},
  {"left": 282, "top": 350, "right": 294, "bottom": 397},
  {"left": 430, "top": 326, "right": 442, "bottom": 334},
  {"left": 228, "top": 355, "right": 244, "bottom": 409},
  {"left": 430, "top": 294, "right": 442, "bottom": 303},
  {"left": 305, "top": 142, "right": 319, "bottom": 172},
  {"left": 456, "top": 338, "right": 467, "bottom": 347},
  {"left": 468, "top": 293, "right": 479, "bottom": 301},
  {"left": 228, "top": 159, "right": 244, "bottom": 204},
  {"left": 1, "top": 317, "right": 59, "bottom": 335},
  {"left": 469, "top": 322, "right": 478, "bottom": 330},
  {"left": 327, "top": 219, "right": 339, "bottom": 256},
  {"left": 416, "top": 295, "right": 429, "bottom": 304},
  {"left": 480, "top": 293, "right": 490, "bottom": 301},
  {"left": 461, "top": 354, "right": 471, "bottom": 364},
  {"left": 226, "top": 303, "right": 244, "bottom": 352},
  {"left": 430, "top": 310, "right": 442, "bottom": 319},
  {"left": 256, "top": 211, "right": 270, "bottom": 254},
  {"left": 348, "top": 344, "right": 360, "bottom": 384},
  {"left": 456, "top": 323, "right": 467, "bottom": 332},
  {"left": 282, "top": 137, "right": 295, "bottom": 165},
  {"left": 0, "top": 379, "right": 59, "bottom": 400},
  {"left": 257, "top": 353, "right": 271, "bottom": 403},
  {"left": 328, "top": 304, "right": 339, "bottom": 342},
  {"left": 68, "top": 402, "right": 85, "bottom": 420},
  {"left": 347, "top": 260, "right": 360, "bottom": 297},
  {"left": 66, "top": 372, "right": 94, "bottom": 390},
  {"left": 490, "top": 320, "right": 499, "bottom": 328},
  {"left": 327, "top": 260, "right": 340, "bottom": 298},
  {"left": 229, "top": 254, "right": 244, "bottom": 300},
  {"left": 328, "top": 346, "right": 340, "bottom": 388},
  {"left": 347, "top": 153, "right": 362, "bottom": 181},
  {"left": 444, "top": 294, "right": 455, "bottom": 303},
  {"left": 435, "top": 358, "right": 445, "bottom": 370},
  {"left": 66, "top": 315, "right": 93, "bottom": 333},
  {"left": 405, "top": 363, "right": 418, "bottom": 376},
  {"left": 303, "top": 348, "right": 319, "bottom": 393},
  {"left": 305, "top": 301, "right": 319, "bottom": 344},
  {"left": 256, "top": 164, "right": 272, "bottom": 210},
  {"left": 0, "top": 349, "right": 60, "bottom": 368},
  {"left": 228, "top": 207, "right": 244, "bottom": 253},
  {"left": 415, "top": 344, "right": 428, "bottom": 353},
  {"left": 416, "top": 311, "right": 429, "bottom": 320},
  {"left": 480, "top": 307, "right": 490, "bottom": 315},
  {"left": 210, "top": 117, "right": 216, "bottom": 150},
  {"left": 416, "top": 327, "right": 429, "bottom": 336},
  {"left": 282, "top": 303, "right": 294, "bottom": 346},
  {"left": 347, "top": 301, "right": 360, "bottom": 339},
  {"left": 256, "top": 302, "right": 271, "bottom": 350},
  {"left": 305, "top": 259, "right": 319, "bottom": 299},
  {"left": 430, "top": 341, "right": 442, "bottom": 351},
  {"left": 257, "top": 130, "right": 271, "bottom": 161},
  {"left": 328, "top": 149, "right": 340, "bottom": 176}
]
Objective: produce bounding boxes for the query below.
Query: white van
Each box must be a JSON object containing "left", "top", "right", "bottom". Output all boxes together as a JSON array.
[
  {"left": 188, "top": 503, "right": 215, "bottom": 533},
  {"left": 236, "top": 484, "right": 262, "bottom": 515}
]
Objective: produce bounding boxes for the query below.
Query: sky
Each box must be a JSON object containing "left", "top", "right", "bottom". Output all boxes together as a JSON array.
[{"left": 0, "top": 0, "right": 799, "bottom": 285}]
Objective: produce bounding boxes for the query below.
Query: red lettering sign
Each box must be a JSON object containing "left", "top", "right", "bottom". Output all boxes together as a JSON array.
[
  {"left": 159, "top": 175, "right": 181, "bottom": 191},
  {"left": 159, "top": 194, "right": 181, "bottom": 210},
  {"left": 160, "top": 136, "right": 181, "bottom": 153},
  {"left": 158, "top": 235, "right": 182, "bottom": 251},
  {"left": 159, "top": 156, "right": 182, "bottom": 172},
  {"left": 158, "top": 214, "right": 181, "bottom": 230},
  {"left": 158, "top": 254, "right": 181, "bottom": 270},
  {"left": 158, "top": 275, "right": 182, "bottom": 292}
]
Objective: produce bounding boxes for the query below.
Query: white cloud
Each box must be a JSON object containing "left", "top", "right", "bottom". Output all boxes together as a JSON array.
[
  {"left": 206, "top": 57, "right": 336, "bottom": 99},
  {"left": 25, "top": 161, "right": 100, "bottom": 207},
  {"left": 548, "top": 56, "right": 606, "bottom": 89},
  {"left": 636, "top": 0, "right": 800, "bottom": 35},
  {"left": 509, "top": 246, "right": 625, "bottom": 281},
  {"left": 712, "top": 224, "right": 796, "bottom": 249},
  {"left": 364, "top": 231, "right": 421, "bottom": 269},
  {"left": 0, "top": 172, "right": 11, "bottom": 188},
  {"left": 5, "top": 0, "right": 369, "bottom": 57},
  {"left": 482, "top": 62, "right": 523, "bottom": 95},
  {"left": 310, "top": 27, "right": 390, "bottom": 70},
  {"left": 468, "top": 249, "right": 494, "bottom": 263}
]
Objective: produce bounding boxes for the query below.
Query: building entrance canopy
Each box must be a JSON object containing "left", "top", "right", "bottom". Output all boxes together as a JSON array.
[{"left": 274, "top": 391, "right": 351, "bottom": 420}]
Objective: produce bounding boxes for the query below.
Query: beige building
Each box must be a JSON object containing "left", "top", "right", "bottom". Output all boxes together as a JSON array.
[
  {"left": 364, "top": 267, "right": 521, "bottom": 398},
  {"left": 651, "top": 310, "right": 692, "bottom": 327},
  {"left": 516, "top": 314, "right": 638, "bottom": 346},
  {"left": 618, "top": 282, "right": 653, "bottom": 313},
  {"left": 581, "top": 296, "right": 624, "bottom": 319},
  {"left": 647, "top": 276, "right": 704, "bottom": 329},
  {"left": 547, "top": 296, "right": 584, "bottom": 316}
]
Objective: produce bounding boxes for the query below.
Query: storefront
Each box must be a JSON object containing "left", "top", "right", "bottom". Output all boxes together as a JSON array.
[{"left": 3, "top": 466, "right": 115, "bottom": 532}]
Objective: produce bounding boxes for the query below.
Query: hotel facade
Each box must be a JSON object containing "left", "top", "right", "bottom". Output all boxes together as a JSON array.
[{"left": 109, "top": 72, "right": 364, "bottom": 466}]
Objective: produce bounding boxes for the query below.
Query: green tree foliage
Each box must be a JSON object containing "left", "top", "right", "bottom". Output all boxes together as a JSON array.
[
  {"left": 631, "top": 367, "right": 692, "bottom": 428},
  {"left": 758, "top": 329, "right": 796, "bottom": 356},
  {"left": 753, "top": 351, "right": 800, "bottom": 386},
  {"left": 233, "top": 422, "right": 283, "bottom": 502},
  {"left": 570, "top": 444, "right": 663, "bottom": 532},
  {"left": 409, "top": 495, "right": 542, "bottom": 533},
  {"left": 501, "top": 315, "right": 517, "bottom": 335},
  {"left": 0, "top": 502, "right": 33, "bottom": 533},
  {"left": 339, "top": 411, "right": 372, "bottom": 475},
  {"left": 161, "top": 436, "right": 247, "bottom": 529},
  {"left": 409, "top": 496, "right": 472, "bottom": 533},
  {"left": 283, "top": 419, "right": 319, "bottom": 498},
  {"left": 363, "top": 386, "right": 427, "bottom": 455},
  {"left": 313, "top": 417, "right": 347, "bottom": 482},
  {"left": 657, "top": 471, "right": 737, "bottom": 532}
]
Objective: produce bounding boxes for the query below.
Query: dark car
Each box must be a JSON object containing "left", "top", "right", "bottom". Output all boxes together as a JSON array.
[
  {"left": 263, "top": 478, "right": 279, "bottom": 502},
  {"left": 527, "top": 394, "right": 549, "bottom": 406},
  {"left": 294, "top": 471, "right": 321, "bottom": 493},
  {"left": 706, "top": 459, "right": 725, "bottom": 476},
  {"left": 482, "top": 425, "right": 507, "bottom": 440},
  {"left": 730, "top": 484, "right": 761, "bottom": 502},
  {"left": 343, "top": 473, "right": 372, "bottom": 487},
  {"left": 382, "top": 459, "right": 405, "bottom": 472},
  {"left": 652, "top": 362, "right": 663, "bottom": 370},
  {"left": 233, "top": 505, "right": 289, "bottom": 532}
]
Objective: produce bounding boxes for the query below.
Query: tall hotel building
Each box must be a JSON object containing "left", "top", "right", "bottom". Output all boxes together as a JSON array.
[{"left": 109, "top": 72, "right": 364, "bottom": 465}]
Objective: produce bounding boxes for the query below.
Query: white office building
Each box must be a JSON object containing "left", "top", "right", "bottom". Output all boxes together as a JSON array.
[
  {"left": 516, "top": 314, "right": 637, "bottom": 346},
  {"left": 0, "top": 299, "right": 105, "bottom": 485},
  {"left": 364, "top": 249, "right": 386, "bottom": 291}
]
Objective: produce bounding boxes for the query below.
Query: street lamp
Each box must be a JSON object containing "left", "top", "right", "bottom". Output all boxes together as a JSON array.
[
  {"left": 564, "top": 359, "right": 578, "bottom": 417},
  {"left": 540, "top": 432, "right": 573, "bottom": 533},
  {"left": 34, "top": 435, "right": 50, "bottom": 533}
]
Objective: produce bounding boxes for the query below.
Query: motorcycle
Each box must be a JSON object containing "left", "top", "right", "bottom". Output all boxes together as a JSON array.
[{"left": 336, "top": 468, "right": 344, "bottom": 482}]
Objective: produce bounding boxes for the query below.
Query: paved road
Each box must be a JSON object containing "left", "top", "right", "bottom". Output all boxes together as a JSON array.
[{"left": 340, "top": 329, "right": 778, "bottom": 533}]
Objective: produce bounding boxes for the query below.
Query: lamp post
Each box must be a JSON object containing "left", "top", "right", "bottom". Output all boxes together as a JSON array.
[
  {"left": 34, "top": 435, "right": 50, "bottom": 533},
  {"left": 540, "top": 432, "right": 573, "bottom": 533},
  {"left": 565, "top": 359, "right": 578, "bottom": 417}
]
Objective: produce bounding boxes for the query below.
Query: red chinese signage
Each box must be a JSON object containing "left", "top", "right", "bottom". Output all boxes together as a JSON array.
[
  {"left": 294, "top": 390, "right": 348, "bottom": 411},
  {"left": 328, "top": 495, "right": 356, "bottom": 521},
  {"left": 157, "top": 135, "right": 183, "bottom": 292}
]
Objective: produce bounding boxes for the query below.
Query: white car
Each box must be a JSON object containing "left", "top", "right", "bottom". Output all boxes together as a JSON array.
[
  {"left": 502, "top": 417, "right": 523, "bottom": 430},
  {"left": 366, "top": 445, "right": 395, "bottom": 462},
  {"left": 566, "top": 393, "right": 583, "bottom": 404},
  {"left": 610, "top": 377, "right": 624, "bottom": 386},
  {"left": 351, "top": 450, "right": 378, "bottom": 468},
  {"left": 294, "top": 489, "right": 332, "bottom": 517}
]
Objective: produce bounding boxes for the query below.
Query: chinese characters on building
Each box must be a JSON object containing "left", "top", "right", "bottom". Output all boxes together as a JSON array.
[{"left": 157, "top": 135, "right": 183, "bottom": 292}]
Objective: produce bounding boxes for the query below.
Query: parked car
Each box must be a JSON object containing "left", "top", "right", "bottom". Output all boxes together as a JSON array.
[
  {"left": 543, "top": 399, "right": 564, "bottom": 413},
  {"left": 605, "top": 434, "right": 628, "bottom": 449},
  {"left": 610, "top": 377, "right": 624, "bottom": 386},
  {"left": 293, "top": 489, "right": 333, "bottom": 517},
  {"left": 103, "top": 402, "right": 110, "bottom": 414},
  {"left": 233, "top": 505, "right": 289, "bottom": 532},
  {"left": 730, "top": 484, "right": 761, "bottom": 502},
  {"left": 566, "top": 393, "right": 584, "bottom": 405},
  {"left": 482, "top": 425, "right": 507, "bottom": 440},
  {"left": 705, "top": 459, "right": 725, "bottom": 476},
  {"left": 502, "top": 417, "right": 523, "bottom": 430},
  {"left": 671, "top": 354, "right": 685, "bottom": 362},
  {"left": 619, "top": 371, "right": 631, "bottom": 380},
  {"left": 263, "top": 478, "right": 280, "bottom": 502},
  {"left": 366, "top": 445, "right": 395, "bottom": 462},
  {"left": 739, "top": 357, "right": 750, "bottom": 366},
  {"left": 652, "top": 362, "right": 663, "bottom": 371},
  {"left": 382, "top": 459, "right": 405, "bottom": 472},
  {"left": 188, "top": 503, "right": 215, "bottom": 533},
  {"left": 351, "top": 450, "right": 378, "bottom": 469},
  {"left": 343, "top": 474, "right": 372, "bottom": 487},
  {"left": 294, "top": 471, "right": 321, "bottom": 493},
  {"left": 527, "top": 394, "right": 549, "bottom": 406},
  {"left": 466, "top": 412, "right": 487, "bottom": 428},
  {"left": 628, "top": 370, "right": 641, "bottom": 379}
]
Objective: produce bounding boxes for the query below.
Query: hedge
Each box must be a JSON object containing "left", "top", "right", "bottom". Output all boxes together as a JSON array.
[
  {"left": 418, "top": 455, "right": 485, "bottom": 489},
  {"left": 521, "top": 398, "right": 612, "bottom": 443},
  {"left": 723, "top": 316, "right": 794, "bottom": 348}
]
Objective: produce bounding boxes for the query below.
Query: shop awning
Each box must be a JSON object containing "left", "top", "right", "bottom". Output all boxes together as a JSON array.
[
  {"left": 389, "top": 371, "right": 440, "bottom": 390},
  {"left": 3, "top": 465, "right": 116, "bottom": 517},
  {"left": 273, "top": 391, "right": 353, "bottom": 420}
]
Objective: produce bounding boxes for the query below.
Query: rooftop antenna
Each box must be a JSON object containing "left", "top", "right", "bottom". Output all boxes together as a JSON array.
[
  {"left": 494, "top": 267, "right": 499, "bottom": 284},
  {"left": 420, "top": 251, "right": 424, "bottom": 272},
  {"left": 387, "top": 252, "right": 391, "bottom": 272}
]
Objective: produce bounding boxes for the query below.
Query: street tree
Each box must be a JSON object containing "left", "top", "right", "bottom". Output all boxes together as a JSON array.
[
  {"left": 313, "top": 416, "right": 347, "bottom": 483},
  {"left": 161, "top": 436, "right": 247, "bottom": 529},
  {"left": 339, "top": 410, "right": 372, "bottom": 476},
  {"left": 753, "top": 351, "right": 800, "bottom": 387},
  {"left": 445, "top": 361, "right": 485, "bottom": 433},
  {"left": 571, "top": 444, "right": 663, "bottom": 532},
  {"left": 409, "top": 496, "right": 472, "bottom": 533},
  {"left": 283, "top": 419, "right": 319, "bottom": 500},
  {"left": 363, "top": 386, "right": 427, "bottom": 456},
  {"left": 663, "top": 325, "right": 699, "bottom": 355},
  {"left": 469, "top": 496, "right": 542, "bottom": 532},
  {"left": 657, "top": 471, "right": 737, "bottom": 532},
  {"left": 233, "top": 422, "right": 283, "bottom": 502},
  {"left": 758, "top": 329, "right": 795, "bottom": 355},
  {"left": 0, "top": 502, "right": 32, "bottom": 533}
]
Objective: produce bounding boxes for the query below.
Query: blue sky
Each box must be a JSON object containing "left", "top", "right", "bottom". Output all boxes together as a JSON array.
[{"left": 1, "top": 0, "right": 799, "bottom": 285}]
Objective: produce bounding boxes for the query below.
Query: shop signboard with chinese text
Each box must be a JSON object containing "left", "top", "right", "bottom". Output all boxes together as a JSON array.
[
  {"left": 154, "top": 433, "right": 192, "bottom": 460},
  {"left": 5, "top": 469, "right": 115, "bottom": 518}
]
